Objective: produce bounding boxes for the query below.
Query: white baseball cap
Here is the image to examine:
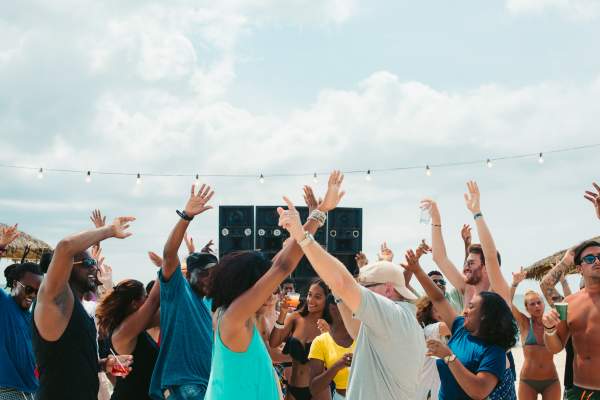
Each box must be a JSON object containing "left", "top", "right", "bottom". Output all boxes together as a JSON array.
[{"left": 358, "top": 260, "right": 418, "bottom": 301}]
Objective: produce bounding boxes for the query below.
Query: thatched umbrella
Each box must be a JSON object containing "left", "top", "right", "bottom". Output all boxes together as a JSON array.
[
  {"left": 0, "top": 223, "right": 53, "bottom": 263},
  {"left": 525, "top": 236, "right": 600, "bottom": 281}
]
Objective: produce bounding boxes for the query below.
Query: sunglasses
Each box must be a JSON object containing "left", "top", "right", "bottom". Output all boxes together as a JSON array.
[
  {"left": 551, "top": 296, "right": 563, "bottom": 302},
  {"left": 432, "top": 279, "right": 446, "bottom": 286},
  {"left": 581, "top": 254, "right": 600, "bottom": 265},
  {"left": 16, "top": 280, "right": 39, "bottom": 296},
  {"left": 73, "top": 258, "right": 98, "bottom": 268}
]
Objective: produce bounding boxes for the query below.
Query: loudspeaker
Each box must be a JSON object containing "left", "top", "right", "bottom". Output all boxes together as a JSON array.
[
  {"left": 255, "top": 206, "right": 289, "bottom": 258},
  {"left": 327, "top": 207, "right": 362, "bottom": 275},
  {"left": 218, "top": 206, "right": 255, "bottom": 258}
]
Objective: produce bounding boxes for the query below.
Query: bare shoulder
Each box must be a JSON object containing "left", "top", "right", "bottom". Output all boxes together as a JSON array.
[{"left": 33, "top": 288, "right": 74, "bottom": 341}]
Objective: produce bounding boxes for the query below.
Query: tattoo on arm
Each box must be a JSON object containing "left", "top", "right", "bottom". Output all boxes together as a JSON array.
[{"left": 540, "top": 260, "right": 571, "bottom": 306}]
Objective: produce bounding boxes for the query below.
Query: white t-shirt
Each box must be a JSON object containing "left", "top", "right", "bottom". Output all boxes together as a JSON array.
[
  {"left": 417, "top": 322, "right": 443, "bottom": 400},
  {"left": 346, "top": 287, "right": 426, "bottom": 400}
]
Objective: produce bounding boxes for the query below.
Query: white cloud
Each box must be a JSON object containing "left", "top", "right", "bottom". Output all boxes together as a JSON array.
[{"left": 506, "top": 0, "right": 600, "bottom": 19}]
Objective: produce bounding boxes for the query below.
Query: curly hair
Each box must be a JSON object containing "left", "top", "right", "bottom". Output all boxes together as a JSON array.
[
  {"left": 208, "top": 251, "right": 273, "bottom": 312},
  {"left": 416, "top": 296, "right": 437, "bottom": 327},
  {"left": 4, "top": 262, "right": 42, "bottom": 289},
  {"left": 298, "top": 279, "right": 332, "bottom": 323},
  {"left": 96, "top": 279, "right": 145, "bottom": 339},
  {"left": 477, "top": 291, "right": 518, "bottom": 350}
]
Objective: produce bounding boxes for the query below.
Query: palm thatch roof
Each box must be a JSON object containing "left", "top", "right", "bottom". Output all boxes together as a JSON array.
[
  {"left": 525, "top": 236, "right": 600, "bottom": 281},
  {"left": 0, "top": 223, "right": 53, "bottom": 262}
]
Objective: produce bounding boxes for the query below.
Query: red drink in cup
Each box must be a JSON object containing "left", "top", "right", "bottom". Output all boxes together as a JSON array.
[{"left": 111, "top": 364, "right": 130, "bottom": 377}]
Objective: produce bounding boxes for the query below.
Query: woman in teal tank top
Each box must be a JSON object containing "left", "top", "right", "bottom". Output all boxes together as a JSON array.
[{"left": 206, "top": 309, "right": 280, "bottom": 399}]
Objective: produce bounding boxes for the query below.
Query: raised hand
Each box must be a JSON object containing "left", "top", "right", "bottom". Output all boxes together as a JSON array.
[
  {"left": 318, "top": 170, "right": 346, "bottom": 212},
  {"left": 584, "top": 182, "right": 600, "bottom": 220},
  {"left": 200, "top": 239, "right": 216, "bottom": 254},
  {"left": 277, "top": 196, "right": 303, "bottom": 242},
  {"left": 303, "top": 186, "right": 321, "bottom": 215},
  {"left": 561, "top": 246, "right": 576, "bottom": 266},
  {"left": 415, "top": 239, "right": 431, "bottom": 259},
  {"left": 355, "top": 252, "right": 369, "bottom": 268},
  {"left": 110, "top": 217, "right": 135, "bottom": 239},
  {"left": 400, "top": 249, "right": 421, "bottom": 273},
  {"left": 97, "top": 263, "right": 113, "bottom": 289},
  {"left": 378, "top": 242, "right": 394, "bottom": 262},
  {"left": 420, "top": 199, "right": 441, "bottom": 222},
  {"left": 148, "top": 251, "right": 163, "bottom": 268},
  {"left": 317, "top": 319, "right": 330, "bottom": 334},
  {"left": 464, "top": 181, "right": 481, "bottom": 214},
  {"left": 461, "top": 224, "right": 472, "bottom": 246},
  {"left": 184, "top": 184, "right": 215, "bottom": 217},
  {"left": 512, "top": 267, "right": 527, "bottom": 286},
  {"left": 184, "top": 233, "right": 196, "bottom": 254},
  {"left": 90, "top": 209, "right": 107, "bottom": 228},
  {"left": 0, "top": 223, "right": 20, "bottom": 248}
]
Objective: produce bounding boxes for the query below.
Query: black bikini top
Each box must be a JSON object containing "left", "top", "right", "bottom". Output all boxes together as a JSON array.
[{"left": 282, "top": 336, "right": 313, "bottom": 364}]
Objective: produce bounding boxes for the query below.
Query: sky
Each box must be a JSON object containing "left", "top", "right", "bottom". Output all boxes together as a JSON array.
[{"left": 1, "top": 0, "right": 599, "bottom": 293}]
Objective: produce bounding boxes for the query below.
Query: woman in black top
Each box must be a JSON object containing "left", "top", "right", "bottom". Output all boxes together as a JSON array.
[{"left": 96, "top": 279, "right": 160, "bottom": 400}]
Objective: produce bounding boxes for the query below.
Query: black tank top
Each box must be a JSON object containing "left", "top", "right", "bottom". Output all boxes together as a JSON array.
[
  {"left": 32, "top": 293, "right": 99, "bottom": 400},
  {"left": 110, "top": 331, "right": 158, "bottom": 400}
]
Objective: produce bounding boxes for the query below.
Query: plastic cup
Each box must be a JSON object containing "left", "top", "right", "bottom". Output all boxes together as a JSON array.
[
  {"left": 555, "top": 302, "right": 568, "bottom": 321},
  {"left": 110, "top": 355, "right": 131, "bottom": 377},
  {"left": 419, "top": 205, "right": 431, "bottom": 225},
  {"left": 287, "top": 292, "right": 301, "bottom": 309}
]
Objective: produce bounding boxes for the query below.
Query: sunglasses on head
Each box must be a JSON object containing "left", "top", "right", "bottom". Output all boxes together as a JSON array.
[
  {"left": 432, "top": 278, "right": 446, "bottom": 286},
  {"left": 73, "top": 258, "right": 97, "bottom": 268},
  {"left": 16, "top": 280, "right": 38, "bottom": 296},
  {"left": 581, "top": 254, "right": 600, "bottom": 265}
]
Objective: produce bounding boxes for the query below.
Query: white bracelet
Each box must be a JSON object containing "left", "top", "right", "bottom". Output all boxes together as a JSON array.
[
  {"left": 298, "top": 231, "right": 316, "bottom": 248},
  {"left": 274, "top": 321, "right": 285, "bottom": 329},
  {"left": 544, "top": 328, "right": 557, "bottom": 336},
  {"left": 308, "top": 209, "right": 327, "bottom": 227}
]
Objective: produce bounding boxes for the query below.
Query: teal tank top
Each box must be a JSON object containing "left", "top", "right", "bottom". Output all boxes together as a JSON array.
[{"left": 205, "top": 310, "right": 281, "bottom": 400}]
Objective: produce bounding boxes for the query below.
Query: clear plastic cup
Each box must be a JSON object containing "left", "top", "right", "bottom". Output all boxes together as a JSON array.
[
  {"left": 419, "top": 205, "right": 432, "bottom": 225},
  {"left": 287, "top": 292, "right": 301, "bottom": 309}
]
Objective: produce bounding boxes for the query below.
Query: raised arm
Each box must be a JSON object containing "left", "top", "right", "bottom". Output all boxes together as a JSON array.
[
  {"left": 403, "top": 240, "right": 430, "bottom": 298},
  {"left": 540, "top": 248, "right": 574, "bottom": 307},
  {"left": 584, "top": 181, "right": 600, "bottom": 220},
  {"left": 337, "top": 300, "right": 361, "bottom": 340},
  {"left": 400, "top": 249, "right": 457, "bottom": 329},
  {"left": 510, "top": 267, "right": 529, "bottom": 326},
  {"left": 224, "top": 172, "right": 344, "bottom": 329},
  {"left": 423, "top": 199, "right": 466, "bottom": 293},
  {"left": 269, "top": 297, "right": 296, "bottom": 347},
  {"left": 162, "top": 184, "right": 214, "bottom": 281},
  {"left": 464, "top": 181, "right": 510, "bottom": 303},
  {"left": 461, "top": 224, "right": 472, "bottom": 262},
  {"left": 35, "top": 218, "right": 134, "bottom": 341},
  {"left": 112, "top": 278, "right": 160, "bottom": 355},
  {"left": 0, "top": 223, "right": 20, "bottom": 255}
]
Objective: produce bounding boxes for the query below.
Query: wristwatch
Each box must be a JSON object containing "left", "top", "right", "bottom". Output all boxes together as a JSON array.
[
  {"left": 444, "top": 354, "right": 457, "bottom": 365},
  {"left": 297, "top": 231, "right": 315, "bottom": 248},
  {"left": 176, "top": 210, "right": 194, "bottom": 221}
]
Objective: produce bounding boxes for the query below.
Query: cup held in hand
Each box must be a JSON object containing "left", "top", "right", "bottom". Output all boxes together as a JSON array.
[{"left": 555, "top": 302, "right": 568, "bottom": 321}]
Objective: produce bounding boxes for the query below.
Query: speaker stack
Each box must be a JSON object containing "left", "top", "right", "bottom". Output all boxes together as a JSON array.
[
  {"left": 218, "top": 206, "right": 255, "bottom": 258},
  {"left": 326, "top": 207, "right": 362, "bottom": 277}
]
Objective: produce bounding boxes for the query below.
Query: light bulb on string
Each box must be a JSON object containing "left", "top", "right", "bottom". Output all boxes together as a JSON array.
[
  {"left": 136, "top": 173, "right": 142, "bottom": 185},
  {"left": 85, "top": 171, "right": 91, "bottom": 183},
  {"left": 312, "top": 173, "right": 318, "bottom": 183},
  {"left": 538, "top": 152, "right": 544, "bottom": 164},
  {"left": 37, "top": 168, "right": 44, "bottom": 179},
  {"left": 259, "top": 174, "right": 265, "bottom": 184},
  {"left": 194, "top": 174, "right": 200, "bottom": 188},
  {"left": 365, "top": 170, "right": 372, "bottom": 181},
  {"left": 426, "top": 165, "right": 432, "bottom": 177},
  {"left": 486, "top": 159, "right": 493, "bottom": 168}
]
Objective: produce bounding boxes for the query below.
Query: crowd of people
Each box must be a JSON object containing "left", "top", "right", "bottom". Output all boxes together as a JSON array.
[{"left": 1, "top": 173, "right": 599, "bottom": 400}]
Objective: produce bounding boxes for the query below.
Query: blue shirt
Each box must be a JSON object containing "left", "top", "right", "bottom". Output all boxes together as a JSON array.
[
  {"left": 436, "top": 317, "right": 506, "bottom": 400},
  {"left": 0, "top": 289, "right": 38, "bottom": 393},
  {"left": 149, "top": 267, "right": 213, "bottom": 399}
]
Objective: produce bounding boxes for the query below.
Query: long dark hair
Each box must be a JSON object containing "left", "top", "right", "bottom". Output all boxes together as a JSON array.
[
  {"left": 4, "top": 262, "right": 42, "bottom": 289},
  {"left": 477, "top": 291, "right": 518, "bottom": 350},
  {"left": 298, "top": 279, "right": 332, "bottom": 323},
  {"left": 208, "top": 251, "right": 272, "bottom": 312},
  {"left": 96, "top": 279, "right": 145, "bottom": 338}
]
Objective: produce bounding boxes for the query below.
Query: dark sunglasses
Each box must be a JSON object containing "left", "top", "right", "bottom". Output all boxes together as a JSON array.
[
  {"left": 17, "top": 280, "right": 39, "bottom": 296},
  {"left": 551, "top": 296, "right": 563, "bottom": 302},
  {"left": 73, "top": 258, "right": 98, "bottom": 268},
  {"left": 581, "top": 254, "right": 600, "bottom": 265},
  {"left": 432, "top": 278, "right": 446, "bottom": 286}
]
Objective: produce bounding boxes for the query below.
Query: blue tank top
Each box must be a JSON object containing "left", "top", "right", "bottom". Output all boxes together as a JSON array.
[{"left": 205, "top": 310, "right": 280, "bottom": 400}]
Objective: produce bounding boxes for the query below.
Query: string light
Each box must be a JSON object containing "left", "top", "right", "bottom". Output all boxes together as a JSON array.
[
  {"left": 486, "top": 159, "right": 493, "bottom": 168},
  {"left": 37, "top": 168, "right": 44, "bottom": 179},
  {"left": 313, "top": 173, "right": 318, "bottom": 183},
  {"left": 85, "top": 171, "right": 91, "bottom": 183},
  {"left": 426, "top": 165, "right": 432, "bottom": 176},
  {"left": 136, "top": 173, "right": 142, "bottom": 185},
  {"left": 195, "top": 174, "right": 200, "bottom": 187},
  {"left": 366, "top": 170, "right": 372, "bottom": 181},
  {"left": 538, "top": 152, "right": 544, "bottom": 164},
  {"left": 259, "top": 174, "right": 265, "bottom": 184}
]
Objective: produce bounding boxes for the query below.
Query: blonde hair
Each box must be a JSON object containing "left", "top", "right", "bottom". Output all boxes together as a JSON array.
[{"left": 523, "top": 290, "right": 541, "bottom": 309}]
